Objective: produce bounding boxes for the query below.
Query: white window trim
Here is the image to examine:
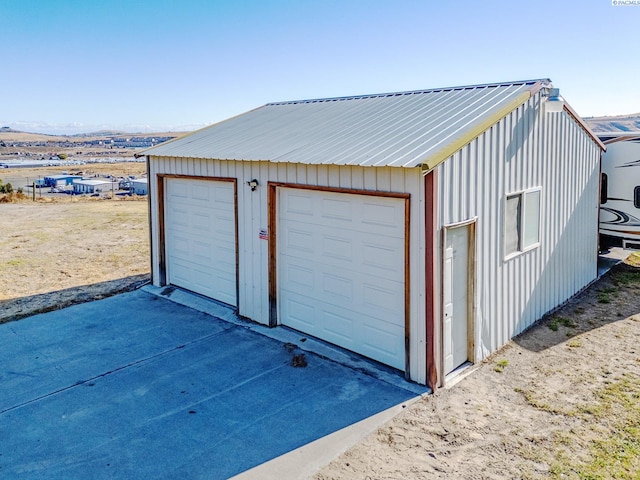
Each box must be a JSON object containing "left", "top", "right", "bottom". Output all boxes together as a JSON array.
[{"left": 504, "top": 186, "right": 542, "bottom": 261}]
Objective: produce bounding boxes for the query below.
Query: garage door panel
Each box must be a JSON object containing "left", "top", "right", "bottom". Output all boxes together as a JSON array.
[
  {"left": 281, "top": 264, "right": 315, "bottom": 291},
  {"left": 283, "top": 228, "right": 315, "bottom": 254},
  {"left": 279, "top": 188, "right": 405, "bottom": 371},
  {"left": 321, "top": 273, "right": 354, "bottom": 300},
  {"left": 281, "top": 238, "right": 402, "bottom": 274},
  {"left": 321, "top": 198, "right": 352, "bottom": 221},
  {"left": 191, "top": 184, "right": 210, "bottom": 201},
  {"left": 287, "top": 218, "right": 403, "bottom": 244},
  {"left": 191, "top": 240, "right": 214, "bottom": 262},
  {"left": 361, "top": 323, "right": 404, "bottom": 365},
  {"left": 165, "top": 178, "right": 237, "bottom": 307},
  {"left": 361, "top": 241, "right": 404, "bottom": 272},
  {"left": 321, "top": 235, "right": 353, "bottom": 261},
  {"left": 321, "top": 310, "right": 354, "bottom": 344},
  {"left": 169, "top": 181, "right": 189, "bottom": 198},
  {"left": 281, "top": 296, "right": 316, "bottom": 331},
  {"left": 168, "top": 261, "right": 194, "bottom": 286},
  {"left": 191, "top": 208, "right": 212, "bottom": 222},
  {"left": 362, "top": 281, "right": 404, "bottom": 311},
  {"left": 214, "top": 185, "right": 234, "bottom": 203},
  {"left": 214, "top": 210, "right": 235, "bottom": 227},
  {"left": 288, "top": 216, "right": 401, "bottom": 238},
  {"left": 168, "top": 234, "right": 191, "bottom": 256},
  {"left": 168, "top": 207, "right": 189, "bottom": 227},
  {"left": 282, "top": 192, "right": 315, "bottom": 216},
  {"left": 362, "top": 201, "right": 403, "bottom": 227},
  {"left": 282, "top": 258, "right": 402, "bottom": 309}
]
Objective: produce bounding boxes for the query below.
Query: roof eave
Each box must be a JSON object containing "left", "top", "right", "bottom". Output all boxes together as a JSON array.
[
  {"left": 135, "top": 104, "right": 269, "bottom": 158},
  {"left": 420, "top": 86, "right": 537, "bottom": 174},
  {"left": 562, "top": 102, "right": 607, "bottom": 151},
  {"left": 419, "top": 81, "right": 606, "bottom": 174}
]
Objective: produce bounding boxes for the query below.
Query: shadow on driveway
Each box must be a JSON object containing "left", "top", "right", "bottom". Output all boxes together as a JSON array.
[{"left": 0, "top": 289, "right": 421, "bottom": 479}]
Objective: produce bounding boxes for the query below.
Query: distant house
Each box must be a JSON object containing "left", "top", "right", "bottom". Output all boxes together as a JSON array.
[
  {"left": 140, "top": 79, "right": 604, "bottom": 389},
  {"left": 131, "top": 178, "right": 148, "bottom": 195},
  {"left": 72, "top": 179, "right": 113, "bottom": 194}
]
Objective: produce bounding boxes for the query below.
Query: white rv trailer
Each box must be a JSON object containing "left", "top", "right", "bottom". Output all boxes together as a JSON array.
[{"left": 599, "top": 132, "right": 640, "bottom": 249}]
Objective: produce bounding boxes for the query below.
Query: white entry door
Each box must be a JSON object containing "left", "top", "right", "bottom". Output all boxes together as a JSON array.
[
  {"left": 165, "top": 178, "right": 237, "bottom": 306},
  {"left": 443, "top": 223, "right": 472, "bottom": 375},
  {"left": 278, "top": 188, "right": 406, "bottom": 371}
]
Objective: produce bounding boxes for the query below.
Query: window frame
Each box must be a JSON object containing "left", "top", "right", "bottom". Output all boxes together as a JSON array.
[{"left": 504, "top": 186, "right": 542, "bottom": 260}]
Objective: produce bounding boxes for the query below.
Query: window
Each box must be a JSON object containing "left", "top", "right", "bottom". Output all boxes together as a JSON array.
[
  {"left": 601, "top": 173, "right": 608, "bottom": 205},
  {"left": 635, "top": 186, "right": 640, "bottom": 209},
  {"left": 505, "top": 188, "right": 541, "bottom": 257}
]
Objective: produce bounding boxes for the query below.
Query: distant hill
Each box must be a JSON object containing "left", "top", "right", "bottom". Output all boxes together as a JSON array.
[
  {"left": 0, "top": 126, "right": 18, "bottom": 133},
  {"left": 583, "top": 113, "right": 640, "bottom": 133},
  {"left": 0, "top": 129, "right": 187, "bottom": 143},
  {"left": 72, "top": 130, "right": 130, "bottom": 138}
]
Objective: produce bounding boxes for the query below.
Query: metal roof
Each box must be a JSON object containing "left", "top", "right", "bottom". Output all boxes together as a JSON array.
[
  {"left": 73, "top": 179, "right": 113, "bottom": 185},
  {"left": 143, "top": 79, "right": 563, "bottom": 169}
]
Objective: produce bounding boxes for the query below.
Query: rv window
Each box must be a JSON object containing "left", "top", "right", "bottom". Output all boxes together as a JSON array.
[
  {"left": 635, "top": 186, "right": 640, "bottom": 209},
  {"left": 601, "top": 173, "right": 608, "bottom": 205}
]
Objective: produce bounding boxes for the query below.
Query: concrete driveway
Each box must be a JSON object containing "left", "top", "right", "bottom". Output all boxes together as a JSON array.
[{"left": 0, "top": 288, "right": 424, "bottom": 479}]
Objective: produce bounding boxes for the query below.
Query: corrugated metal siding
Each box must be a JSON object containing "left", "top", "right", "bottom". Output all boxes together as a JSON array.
[
  {"left": 437, "top": 93, "right": 601, "bottom": 360},
  {"left": 144, "top": 81, "right": 544, "bottom": 168},
  {"left": 148, "top": 158, "right": 428, "bottom": 384}
]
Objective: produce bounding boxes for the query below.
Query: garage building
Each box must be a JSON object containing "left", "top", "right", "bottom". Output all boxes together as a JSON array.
[{"left": 141, "top": 79, "right": 605, "bottom": 388}]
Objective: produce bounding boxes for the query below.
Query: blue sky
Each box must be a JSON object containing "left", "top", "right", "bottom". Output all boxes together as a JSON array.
[{"left": 1, "top": 0, "right": 639, "bottom": 134}]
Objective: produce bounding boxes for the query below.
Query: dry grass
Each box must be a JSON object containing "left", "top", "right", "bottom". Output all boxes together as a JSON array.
[
  {"left": 0, "top": 197, "right": 150, "bottom": 322},
  {"left": 0, "top": 191, "right": 28, "bottom": 203},
  {"left": 625, "top": 251, "right": 640, "bottom": 267}
]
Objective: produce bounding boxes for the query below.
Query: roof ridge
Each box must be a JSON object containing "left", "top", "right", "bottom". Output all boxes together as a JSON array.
[{"left": 266, "top": 78, "right": 552, "bottom": 106}]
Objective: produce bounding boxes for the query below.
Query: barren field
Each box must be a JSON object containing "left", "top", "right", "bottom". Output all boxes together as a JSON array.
[
  {"left": 1, "top": 186, "right": 639, "bottom": 479},
  {"left": 0, "top": 197, "right": 149, "bottom": 322},
  {"left": 8, "top": 161, "right": 148, "bottom": 180}
]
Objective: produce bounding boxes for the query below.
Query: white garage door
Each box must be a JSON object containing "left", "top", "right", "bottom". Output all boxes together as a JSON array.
[
  {"left": 278, "top": 188, "right": 406, "bottom": 370},
  {"left": 165, "top": 178, "right": 237, "bottom": 306}
]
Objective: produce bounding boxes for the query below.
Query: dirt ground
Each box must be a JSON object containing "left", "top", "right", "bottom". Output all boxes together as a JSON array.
[
  {"left": 315, "top": 257, "right": 640, "bottom": 479},
  {"left": 2, "top": 187, "right": 639, "bottom": 479},
  {"left": 0, "top": 196, "right": 149, "bottom": 323}
]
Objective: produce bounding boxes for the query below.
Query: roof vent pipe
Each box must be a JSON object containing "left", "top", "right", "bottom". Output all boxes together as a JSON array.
[{"left": 544, "top": 87, "right": 565, "bottom": 113}]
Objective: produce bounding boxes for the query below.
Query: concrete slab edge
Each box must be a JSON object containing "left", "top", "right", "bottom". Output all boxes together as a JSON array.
[{"left": 229, "top": 396, "right": 423, "bottom": 480}]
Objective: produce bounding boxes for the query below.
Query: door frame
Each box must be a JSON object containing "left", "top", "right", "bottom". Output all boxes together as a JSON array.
[
  {"left": 267, "top": 182, "right": 412, "bottom": 376},
  {"left": 440, "top": 218, "right": 476, "bottom": 384},
  {"left": 157, "top": 174, "right": 239, "bottom": 306}
]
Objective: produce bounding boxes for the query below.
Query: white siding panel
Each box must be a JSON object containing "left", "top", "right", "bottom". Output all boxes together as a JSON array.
[{"left": 438, "top": 94, "right": 600, "bottom": 361}]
